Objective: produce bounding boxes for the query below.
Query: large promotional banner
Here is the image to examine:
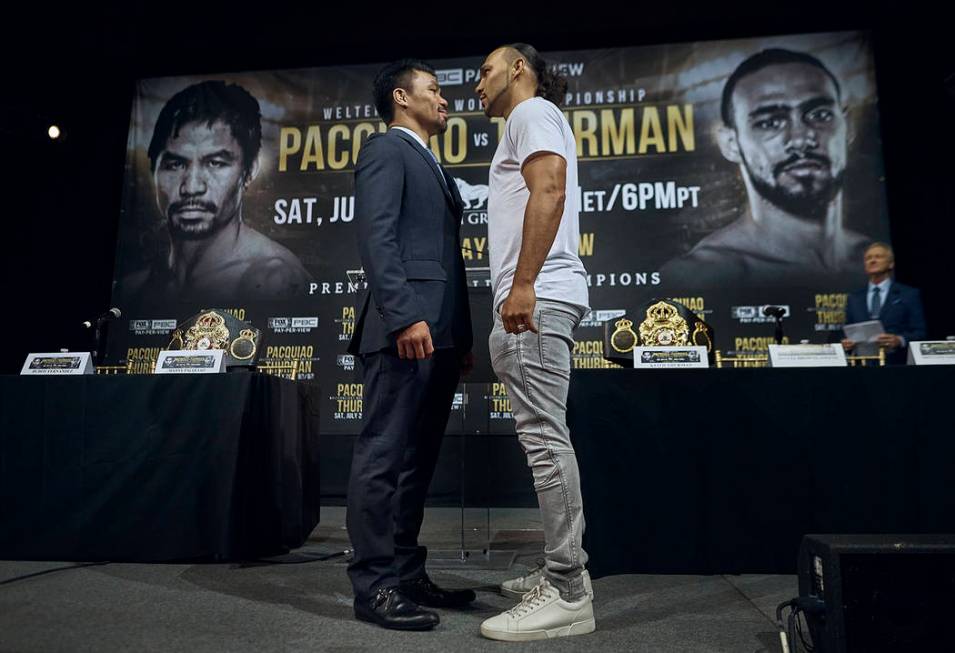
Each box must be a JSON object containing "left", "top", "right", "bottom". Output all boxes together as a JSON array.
[{"left": 109, "top": 31, "right": 888, "bottom": 434}]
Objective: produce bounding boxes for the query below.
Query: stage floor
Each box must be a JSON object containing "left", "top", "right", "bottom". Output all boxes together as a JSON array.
[{"left": 1, "top": 507, "right": 796, "bottom": 652}]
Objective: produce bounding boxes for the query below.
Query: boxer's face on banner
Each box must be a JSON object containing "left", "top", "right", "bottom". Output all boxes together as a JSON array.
[
  {"left": 728, "top": 63, "right": 847, "bottom": 219},
  {"left": 154, "top": 119, "right": 248, "bottom": 238}
]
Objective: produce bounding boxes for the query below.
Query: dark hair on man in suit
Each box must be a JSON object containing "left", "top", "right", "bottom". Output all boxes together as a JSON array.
[
  {"left": 503, "top": 43, "right": 568, "bottom": 107},
  {"left": 720, "top": 48, "right": 842, "bottom": 128},
  {"left": 148, "top": 80, "right": 262, "bottom": 179},
  {"left": 373, "top": 59, "right": 438, "bottom": 124}
]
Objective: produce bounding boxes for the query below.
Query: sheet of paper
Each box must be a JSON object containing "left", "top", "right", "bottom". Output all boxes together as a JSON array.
[
  {"left": 844, "top": 320, "right": 884, "bottom": 356},
  {"left": 843, "top": 320, "right": 883, "bottom": 343}
]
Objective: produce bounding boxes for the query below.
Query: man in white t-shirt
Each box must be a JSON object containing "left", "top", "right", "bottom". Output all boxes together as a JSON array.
[{"left": 475, "top": 43, "right": 595, "bottom": 642}]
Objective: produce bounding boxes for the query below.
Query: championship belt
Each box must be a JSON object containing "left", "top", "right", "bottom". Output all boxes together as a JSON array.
[
  {"left": 167, "top": 309, "right": 262, "bottom": 369},
  {"left": 603, "top": 298, "right": 714, "bottom": 366},
  {"left": 609, "top": 318, "right": 638, "bottom": 353},
  {"left": 638, "top": 301, "right": 690, "bottom": 346}
]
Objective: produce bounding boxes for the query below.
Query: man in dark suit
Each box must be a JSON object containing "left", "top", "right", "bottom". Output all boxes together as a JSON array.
[
  {"left": 842, "top": 242, "right": 926, "bottom": 364},
  {"left": 345, "top": 59, "right": 474, "bottom": 631}
]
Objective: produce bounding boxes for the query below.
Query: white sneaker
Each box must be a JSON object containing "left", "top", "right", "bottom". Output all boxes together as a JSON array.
[
  {"left": 481, "top": 579, "right": 596, "bottom": 641},
  {"left": 500, "top": 560, "right": 544, "bottom": 598},
  {"left": 501, "top": 563, "right": 594, "bottom": 600}
]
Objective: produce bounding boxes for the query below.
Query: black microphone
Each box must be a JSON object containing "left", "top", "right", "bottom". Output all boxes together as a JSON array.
[
  {"left": 763, "top": 306, "right": 787, "bottom": 345},
  {"left": 82, "top": 307, "right": 122, "bottom": 329}
]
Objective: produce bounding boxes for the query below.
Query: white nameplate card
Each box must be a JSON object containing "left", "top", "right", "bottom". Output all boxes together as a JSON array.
[
  {"left": 633, "top": 346, "right": 709, "bottom": 369},
  {"left": 907, "top": 341, "right": 955, "bottom": 366},
  {"left": 154, "top": 350, "right": 225, "bottom": 374},
  {"left": 21, "top": 352, "right": 94, "bottom": 375},
  {"left": 768, "top": 343, "right": 847, "bottom": 368}
]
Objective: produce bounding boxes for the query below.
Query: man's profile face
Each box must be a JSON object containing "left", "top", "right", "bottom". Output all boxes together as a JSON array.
[
  {"left": 154, "top": 119, "right": 248, "bottom": 238},
  {"left": 728, "top": 63, "right": 847, "bottom": 219},
  {"left": 400, "top": 70, "right": 448, "bottom": 136},
  {"left": 475, "top": 48, "right": 511, "bottom": 118},
  {"left": 863, "top": 245, "right": 893, "bottom": 276}
]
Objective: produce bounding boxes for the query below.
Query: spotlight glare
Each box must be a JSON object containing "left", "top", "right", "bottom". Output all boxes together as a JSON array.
[{"left": 48, "top": 125, "right": 61, "bottom": 140}]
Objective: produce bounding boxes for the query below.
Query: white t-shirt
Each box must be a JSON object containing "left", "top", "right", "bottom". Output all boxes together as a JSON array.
[{"left": 487, "top": 97, "right": 589, "bottom": 314}]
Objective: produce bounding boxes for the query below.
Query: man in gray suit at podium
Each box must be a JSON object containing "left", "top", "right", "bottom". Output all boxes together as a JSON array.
[{"left": 345, "top": 59, "right": 473, "bottom": 631}]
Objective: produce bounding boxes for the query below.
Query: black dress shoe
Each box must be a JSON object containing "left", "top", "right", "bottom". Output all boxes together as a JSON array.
[
  {"left": 354, "top": 587, "right": 439, "bottom": 631},
  {"left": 399, "top": 576, "right": 476, "bottom": 608}
]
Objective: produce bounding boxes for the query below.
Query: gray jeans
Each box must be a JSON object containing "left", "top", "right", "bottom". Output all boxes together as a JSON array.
[{"left": 489, "top": 298, "right": 589, "bottom": 601}]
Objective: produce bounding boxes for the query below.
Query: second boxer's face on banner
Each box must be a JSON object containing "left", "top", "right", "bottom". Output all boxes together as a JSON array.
[
  {"left": 154, "top": 120, "right": 248, "bottom": 237},
  {"left": 727, "top": 63, "right": 847, "bottom": 217}
]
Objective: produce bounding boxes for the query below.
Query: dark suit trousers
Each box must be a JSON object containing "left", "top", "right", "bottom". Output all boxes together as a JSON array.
[{"left": 346, "top": 348, "right": 460, "bottom": 600}]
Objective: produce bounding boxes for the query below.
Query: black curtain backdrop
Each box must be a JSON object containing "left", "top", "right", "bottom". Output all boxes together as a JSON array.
[{"left": 2, "top": 1, "right": 952, "bottom": 374}]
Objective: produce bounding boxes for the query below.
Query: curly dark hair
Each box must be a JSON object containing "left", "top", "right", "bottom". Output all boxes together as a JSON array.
[{"left": 148, "top": 80, "right": 262, "bottom": 178}]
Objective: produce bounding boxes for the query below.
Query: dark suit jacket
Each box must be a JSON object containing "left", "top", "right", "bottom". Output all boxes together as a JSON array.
[
  {"left": 348, "top": 129, "right": 472, "bottom": 355},
  {"left": 846, "top": 281, "right": 927, "bottom": 363}
]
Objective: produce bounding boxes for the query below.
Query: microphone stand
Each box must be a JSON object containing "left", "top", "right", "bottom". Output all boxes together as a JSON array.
[
  {"left": 773, "top": 315, "right": 784, "bottom": 345},
  {"left": 92, "top": 317, "right": 107, "bottom": 366}
]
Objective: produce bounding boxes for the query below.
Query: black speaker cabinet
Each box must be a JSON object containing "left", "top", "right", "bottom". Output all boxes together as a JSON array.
[{"left": 797, "top": 534, "right": 955, "bottom": 652}]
